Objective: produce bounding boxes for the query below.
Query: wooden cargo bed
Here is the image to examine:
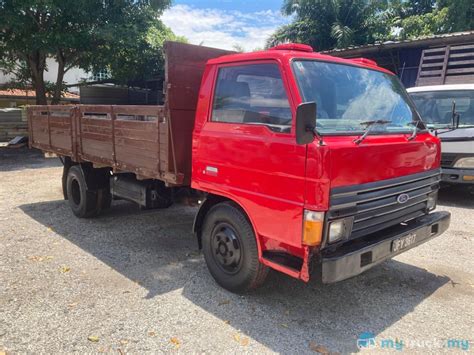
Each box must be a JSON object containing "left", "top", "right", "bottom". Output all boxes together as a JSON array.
[
  {"left": 28, "top": 42, "right": 233, "bottom": 186},
  {"left": 27, "top": 104, "right": 181, "bottom": 182}
]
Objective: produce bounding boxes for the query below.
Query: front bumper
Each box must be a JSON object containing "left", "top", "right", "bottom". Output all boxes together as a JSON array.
[
  {"left": 441, "top": 168, "right": 474, "bottom": 184},
  {"left": 321, "top": 211, "right": 450, "bottom": 283}
]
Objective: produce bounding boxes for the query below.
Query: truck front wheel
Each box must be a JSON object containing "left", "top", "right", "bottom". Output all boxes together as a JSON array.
[
  {"left": 202, "top": 202, "right": 269, "bottom": 293},
  {"left": 66, "top": 165, "right": 99, "bottom": 218}
]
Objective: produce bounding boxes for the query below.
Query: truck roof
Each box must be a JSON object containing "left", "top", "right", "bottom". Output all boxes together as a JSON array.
[
  {"left": 407, "top": 84, "right": 474, "bottom": 93},
  {"left": 207, "top": 43, "right": 394, "bottom": 76}
]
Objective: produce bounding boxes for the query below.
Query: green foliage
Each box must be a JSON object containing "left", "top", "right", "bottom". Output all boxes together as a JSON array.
[
  {"left": 0, "top": 0, "right": 180, "bottom": 104},
  {"left": 268, "top": 0, "right": 391, "bottom": 50},
  {"left": 437, "top": 0, "right": 474, "bottom": 33},
  {"left": 268, "top": 0, "right": 474, "bottom": 51},
  {"left": 82, "top": 8, "right": 186, "bottom": 84},
  {"left": 395, "top": 6, "right": 449, "bottom": 39}
]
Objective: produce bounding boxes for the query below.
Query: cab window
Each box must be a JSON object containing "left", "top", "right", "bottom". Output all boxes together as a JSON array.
[{"left": 211, "top": 63, "right": 292, "bottom": 133}]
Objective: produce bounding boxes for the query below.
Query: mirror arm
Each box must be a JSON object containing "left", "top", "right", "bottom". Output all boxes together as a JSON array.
[{"left": 312, "top": 128, "right": 325, "bottom": 146}]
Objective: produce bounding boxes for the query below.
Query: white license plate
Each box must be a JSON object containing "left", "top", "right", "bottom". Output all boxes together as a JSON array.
[{"left": 392, "top": 232, "right": 417, "bottom": 252}]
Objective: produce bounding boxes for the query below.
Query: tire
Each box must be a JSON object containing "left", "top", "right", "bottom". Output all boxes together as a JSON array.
[
  {"left": 202, "top": 202, "right": 269, "bottom": 293},
  {"left": 66, "top": 165, "right": 99, "bottom": 218}
]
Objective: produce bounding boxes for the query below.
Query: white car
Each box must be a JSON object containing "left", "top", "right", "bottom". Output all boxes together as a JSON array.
[{"left": 408, "top": 84, "right": 474, "bottom": 185}]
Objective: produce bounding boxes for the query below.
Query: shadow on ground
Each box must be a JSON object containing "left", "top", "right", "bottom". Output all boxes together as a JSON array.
[
  {"left": 20, "top": 199, "right": 452, "bottom": 353},
  {"left": 0, "top": 147, "right": 61, "bottom": 172}
]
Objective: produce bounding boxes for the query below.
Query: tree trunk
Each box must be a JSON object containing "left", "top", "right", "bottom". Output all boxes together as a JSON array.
[
  {"left": 52, "top": 51, "right": 66, "bottom": 105},
  {"left": 33, "top": 76, "right": 48, "bottom": 105},
  {"left": 27, "top": 51, "right": 47, "bottom": 105}
]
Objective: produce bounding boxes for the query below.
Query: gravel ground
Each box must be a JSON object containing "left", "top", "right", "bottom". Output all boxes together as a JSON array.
[{"left": 0, "top": 147, "right": 473, "bottom": 354}]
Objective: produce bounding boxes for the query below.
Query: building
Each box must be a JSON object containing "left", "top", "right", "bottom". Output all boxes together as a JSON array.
[
  {"left": 0, "top": 57, "right": 91, "bottom": 108},
  {"left": 0, "top": 89, "right": 79, "bottom": 108},
  {"left": 0, "top": 58, "right": 90, "bottom": 94},
  {"left": 324, "top": 31, "right": 474, "bottom": 88}
]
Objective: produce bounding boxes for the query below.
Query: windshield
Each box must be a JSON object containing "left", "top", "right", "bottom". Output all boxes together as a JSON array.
[
  {"left": 292, "top": 60, "right": 420, "bottom": 134},
  {"left": 409, "top": 90, "right": 474, "bottom": 129}
]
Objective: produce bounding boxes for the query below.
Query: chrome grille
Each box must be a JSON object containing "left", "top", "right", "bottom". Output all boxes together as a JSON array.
[{"left": 329, "top": 169, "right": 440, "bottom": 240}]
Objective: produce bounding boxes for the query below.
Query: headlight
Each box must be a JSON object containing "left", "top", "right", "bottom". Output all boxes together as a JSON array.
[
  {"left": 328, "top": 217, "right": 353, "bottom": 244},
  {"left": 427, "top": 192, "right": 438, "bottom": 211},
  {"left": 454, "top": 157, "right": 474, "bottom": 168},
  {"left": 328, "top": 220, "right": 344, "bottom": 243}
]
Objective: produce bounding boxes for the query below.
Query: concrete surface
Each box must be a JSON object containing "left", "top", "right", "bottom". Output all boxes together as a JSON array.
[{"left": 0, "top": 147, "right": 473, "bottom": 354}]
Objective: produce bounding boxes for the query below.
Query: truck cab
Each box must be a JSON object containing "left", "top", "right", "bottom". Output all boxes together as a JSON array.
[
  {"left": 191, "top": 44, "right": 450, "bottom": 291},
  {"left": 408, "top": 84, "right": 474, "bottom": 185}
]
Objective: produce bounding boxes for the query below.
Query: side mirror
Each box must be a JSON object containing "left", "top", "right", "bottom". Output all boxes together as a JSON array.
[{"left": 296, "top": 102, "right": 316, "bottom": 145}]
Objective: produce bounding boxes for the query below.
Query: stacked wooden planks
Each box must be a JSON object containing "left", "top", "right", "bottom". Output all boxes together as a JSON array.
[
  {"left": 416, "top": 43, "right": 474, "bottom": 86},
  {"left": 0, "top": 108, "right": 28, "bottom": 142}
]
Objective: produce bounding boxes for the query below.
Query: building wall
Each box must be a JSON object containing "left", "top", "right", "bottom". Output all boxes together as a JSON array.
[{"left": 0, "top": 58, "right": 90, "bottom": 94}]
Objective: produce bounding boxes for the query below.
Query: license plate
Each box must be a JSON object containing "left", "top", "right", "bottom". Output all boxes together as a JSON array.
[{"left": 392, "top": 232, "right": 417, "bottom": 253}]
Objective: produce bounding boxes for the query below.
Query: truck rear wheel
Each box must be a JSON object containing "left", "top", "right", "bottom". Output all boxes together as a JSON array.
[
  {"left": 66, "top": 165, "right": 99, "bottom": 218},
  {"left": 202, "top": 202, "right": 268, "bottom": 293}
]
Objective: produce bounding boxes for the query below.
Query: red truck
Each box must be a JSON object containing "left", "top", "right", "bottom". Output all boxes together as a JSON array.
[{"left": 28, "top": 42, "right": 450, "bottom": 293}]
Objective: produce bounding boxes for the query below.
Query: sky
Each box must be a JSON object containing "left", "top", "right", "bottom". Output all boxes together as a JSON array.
[{"left": 161, "top": 0, "right": 289, "bottom": 51}]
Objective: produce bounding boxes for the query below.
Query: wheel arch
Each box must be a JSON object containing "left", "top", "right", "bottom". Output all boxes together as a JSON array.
[{"left": 193, "top": 193, "right": 259, "bottom": 252}]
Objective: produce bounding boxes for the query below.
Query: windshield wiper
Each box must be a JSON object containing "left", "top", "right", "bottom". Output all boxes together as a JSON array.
[
  {"left": 407, "top": 120, "right": 422, "bottom": 141},
  {"left": 432, "top": 102, "right": 461, "bottom": 137},
  {"left": 451, "top": 100, "right": 460, "bottom": 129},
  {"left": 353, "top": 120, "right": 392, "bottom": 145}
]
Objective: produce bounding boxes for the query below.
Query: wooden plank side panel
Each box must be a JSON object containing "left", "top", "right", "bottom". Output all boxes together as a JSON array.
[
  {"left": 81, "top": 138, "right": 114, "bottom": 164},
  {"left": 113, "top": 105, "right": 164, "bottom": 116},
  {"left": 28, "top": 105, "right": 76, "bottom": 156},
  {"left": 30, "top": 115, "right": 50, "bottom": 149},
  {"left": 114, "top": 127, "right": 157, "bottom": 141},
  {"left": 81, "top": 117, "right": 112, "bottom": 128},
  {"left": 113, "top": 118, "right": 160, "bottom": 178},
  {"left": 49, "top": 115, "right": 73, "bottom": 154},
  {"left": 114, "top": 119, "right": 158, "bottom": 129},
  {"left": 115, "top": 137, "right": 159, "bottom": 159},
  {"left": 115, "top": 145, "right": 159, "bottom": 177}
]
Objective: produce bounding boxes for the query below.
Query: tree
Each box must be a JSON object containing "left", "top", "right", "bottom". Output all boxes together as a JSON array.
[
  {"left": 394, "top": 6, "right": 449, "bottom": 39},
  {"left": 267, "top": 0, "right": 391, "bottom": 51},
  {"left": 0, "top": 0, "right": 176, "bottom": 104},
  {"left": 432, "top": 0, "right": 473, "bottom": 33},
  {"left": 267, "top": 0, "right": 473, "bottom": 51},
  {"left": 391, "top": 0, "right": 472, "bottom": 39}
]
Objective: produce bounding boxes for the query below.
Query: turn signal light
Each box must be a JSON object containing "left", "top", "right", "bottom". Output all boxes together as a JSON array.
[{"left": 302, "top": 210, "right": 324, "bottom": 246}]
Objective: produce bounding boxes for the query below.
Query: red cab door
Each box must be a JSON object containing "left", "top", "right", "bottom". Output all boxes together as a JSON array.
[{"left": 193, "top": 61, "right": 307, "bottom": 250}]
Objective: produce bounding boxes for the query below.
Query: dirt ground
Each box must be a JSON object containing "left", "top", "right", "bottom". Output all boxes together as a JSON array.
[{"left": 1, "top": 147, "right": 473, "bottom": 354}]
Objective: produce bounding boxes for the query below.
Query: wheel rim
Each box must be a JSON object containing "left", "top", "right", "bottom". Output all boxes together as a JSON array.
[
  {"left": 71, "top": 178, "right": 81, "bottom": 206},
  {"left": 210, "top": 222, "right": 243, "bottom": 274}
]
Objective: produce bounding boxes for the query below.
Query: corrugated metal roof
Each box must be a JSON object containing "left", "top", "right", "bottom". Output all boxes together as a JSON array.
[{"left": 324, "top": 31, "right": 474, "bottom": 55}]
